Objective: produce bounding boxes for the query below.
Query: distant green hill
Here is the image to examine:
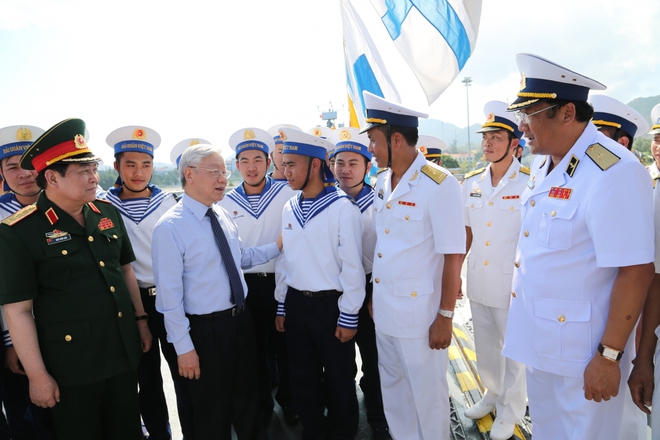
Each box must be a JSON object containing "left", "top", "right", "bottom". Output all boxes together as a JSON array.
[{"left": 628, "top": 95, "right": 660, "bottom": 126}]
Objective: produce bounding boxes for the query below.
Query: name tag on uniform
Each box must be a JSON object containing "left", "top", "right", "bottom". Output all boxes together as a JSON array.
[
  {"left": 469, "top": 192, "right": 482, "bottom": 198},
  {"left": 502, "top": 195, "right": 520, "bottom": 200},
  {"left": 46, "top": 229, "right": 71, "bottom": 245},
  {"left": 548, "top": 187, "right": 572, "bottom": 200},
  {"left": 378, "top": 189, "right": 384, "bottom": 200}
]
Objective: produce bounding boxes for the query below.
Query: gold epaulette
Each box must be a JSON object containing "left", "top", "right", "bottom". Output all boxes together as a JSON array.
[
  {"left": 2, "top": 204, "right": 37, "bottom": 226},
  {"left": 519, "top": 166, "right": 530, "bottom": 175},
  {"left": 376, "top": 168, "right": 387, "bottom": 175},
  {"left": 420, "top": 165, "right": 447, "bottom": 185},
  {"left": 586, "top": 143, "right": 620, "bottom": 171},
  {"left": 464, "top": 167, "right": 486, "bottom": 179}
]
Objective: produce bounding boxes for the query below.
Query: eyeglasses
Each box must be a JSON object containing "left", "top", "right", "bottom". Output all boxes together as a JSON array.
[
  {"left": 189, "top": 166, "right": 231, "bottom": 179},
  {"left": 514, "top": 105, "right": 558, "bottom": 124}
]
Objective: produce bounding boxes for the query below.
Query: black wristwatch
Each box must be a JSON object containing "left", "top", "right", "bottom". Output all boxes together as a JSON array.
[{"left": 597, "top": 343, "right": 623, "bottom": 362}]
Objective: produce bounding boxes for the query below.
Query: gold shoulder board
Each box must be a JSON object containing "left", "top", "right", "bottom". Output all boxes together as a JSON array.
[
  {"left": 519, "top": 166, "right": 530, "bottom": 175},
  {"left": 2, "top": 204, "right": 38, "bottom": 226},
  {"left": 586, "top": 143, "right": 620, "bottom": 171},
  {"left": 464, "top": 167, "right": 486, "bottom": 179},
  {"left": 376, "top": 168, "right": 388, "bottom": 175},
  {"left": 94, "top": 198, "right": 112, "bottom": 204},
  {"left": 421, "top": 165, "right": 447, "bottom": 185}
]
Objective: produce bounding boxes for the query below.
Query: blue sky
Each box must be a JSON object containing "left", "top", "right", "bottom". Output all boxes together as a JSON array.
[{"left": 0, "top": 0, "right": 657, "bottom": 164}]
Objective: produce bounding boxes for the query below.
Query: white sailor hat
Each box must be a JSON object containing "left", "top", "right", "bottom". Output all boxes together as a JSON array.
[
  {"left": 360, "top": 91, "right": 428, "bottom": 133},
  {"left": 106, "top": 125, "right": 160, "bottom": 157},
  {"left": 307, "top": 126, "right": 333, "bottom": 139},
  {"left": 650, "top": 103, "right": 660, "bottom": 135},
  {"left": 326, "top": 127, "right": 371, "bottom": 161},
  {"left": 508, "top": 53, "right": 606, "bottom": 111},
  {"left": 417, "top": 135, "right": 446, "bottom": 159},
  {"left": 0, "top": 125, "right": 46, "bottom": 162},
  {"left": 229, "top": 128, "right": 274, "bottom": 156},
  {"left": 590, "top": 95, "right": 649, "bottom": 138},
  {"left": 279, "top": 127, "right": 331, "bottom": 161},
  {"left": 268, "top": 124, "right": 302, "bottom": 146},
  {"left": 478, "top": 101, "right": 523, "bottom": 139},
  {"left": 170, "top": 138, "right": 210, "bottom": 167}
]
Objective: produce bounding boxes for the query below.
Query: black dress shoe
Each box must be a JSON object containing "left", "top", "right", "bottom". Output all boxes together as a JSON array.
[{"left": 281, "top": 406, "right": 299, "bottom": 425}]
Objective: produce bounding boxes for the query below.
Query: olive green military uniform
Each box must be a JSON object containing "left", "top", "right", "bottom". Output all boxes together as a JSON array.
[{"left": 0, "top": 192, "right": 143, "bottom": 439}]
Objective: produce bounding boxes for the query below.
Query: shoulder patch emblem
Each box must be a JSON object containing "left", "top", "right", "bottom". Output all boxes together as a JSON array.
[
  {"left": 2, "top": 204, "right": 37, "bottom": 226},
  {"left": 586, "top": 143, "right": 620, "bottom": 171},
  {"left": 464, "top": 167, "right": 486, "bottom": 179},
  {"left": 421, "top": 165, "right": 447, "bottom": 185},
  {"left": 519, "top": 166, "right": 530, "bottom": 175}
]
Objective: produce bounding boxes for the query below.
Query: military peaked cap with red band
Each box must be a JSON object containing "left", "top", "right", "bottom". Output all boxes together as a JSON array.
[{"left": 20, "top": 118, "right": 100, "bottom": 173}]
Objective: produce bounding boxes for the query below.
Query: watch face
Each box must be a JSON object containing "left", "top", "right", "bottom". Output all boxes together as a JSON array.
[{"left": 602, "top": 347, "right": 619, "bottom": 360}]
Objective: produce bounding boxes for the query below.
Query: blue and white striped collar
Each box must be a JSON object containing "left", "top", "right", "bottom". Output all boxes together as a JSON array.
[
  {"left": 225, "top": 176, "right": 288, "bottom": 219},
  {"left": 106, "top": 184, "right": 169, "bottom": 224}
]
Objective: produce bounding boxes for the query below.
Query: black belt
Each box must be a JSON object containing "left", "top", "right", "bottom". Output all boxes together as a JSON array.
[
  {"left": 290, "top": 287, "right": 340, "bottom": 298},
  {"left": 244, "top": 272, "right": 272, "bottom": 279},
  {"left": 140, "top": 286, "right": 157, "bottom": 296},
  {"left": 186, "top": 305, "right": 244, "bottom": 319}
]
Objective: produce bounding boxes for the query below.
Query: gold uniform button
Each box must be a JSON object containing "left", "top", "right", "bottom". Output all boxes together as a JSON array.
[
  {"left": 485, "top": 241, "right": 490, "bottom": 246},
  {"left": 509, "top": 206, "right": 514, "bottom": 211},
  {"left": 484, "top": 261, "right": 489, "bottom": 266},
  {"left": 64, "top": 335, "right": 72, "bottom": 342},
  {"left": 512, "top": 291, "right": 517, "bottom": 298},
  {"left": 99, "top": 261, "right": 105, "bottom": 267},
  {"left": 558, "top": 315, "right": 566, "bottom": 323},
  {"left": 471, "top": 204, "right": 474, "bottom": 208},
  {"left": 385, "top": 228, "right": 390, "bottom": 234},
  {"left": 531, "top": 200, "right": 536, "bottom": 207},
  {"left": 488, "top": 202, "right": 493, "bottom": 207},
  {"left": 112, "top": 234, "right": 118, "bottom": 239},
  {"left": 524, "top": 230, "right": 529, "bottom": 237},
  {"left": 88, "top": 236, "right": 94, "bottom": 242},
  {"left": 375, "top": 278, "right": 380, "bottom": 283},
  {"left": 411, "top": 292, "right": 417, "bottom": 298},
  {"left": 514, "top": 261, "right": 520, "bottom": 268},
  {"left": 486, "top": 222, "right": 492, "bottom": 227},
  {"left": 61, "top": 250, "right": 68, "bottom": 256},
  {"left": 551, "top": 210, "right": 556, "bottom": 217},
  {"left": 386, "top": 203, "right": 391, "bottom": 209},
  {"left": 110, "top": 286, "right": 116, "bottom": 293},
  {"left": 118, "top": 311, "right": 123, "bottom": 318},
  {"left": 405, "top": 215, "right": 410, "bottom": 220},
  {"left": 377, "top": 253, "right": 382, "bottom": 258}
]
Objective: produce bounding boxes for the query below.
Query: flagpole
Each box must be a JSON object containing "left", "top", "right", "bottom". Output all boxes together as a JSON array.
[{"left": 461, "top": 76, "right": 472, "bottom": 169}]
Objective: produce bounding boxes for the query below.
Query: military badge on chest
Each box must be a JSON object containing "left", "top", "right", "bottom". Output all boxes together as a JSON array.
[
  {"left": 378, "top": 188, "right": 384, "bottom": 200},
  {"left": 45, "top": 229, "right": 71, "bottom": 245},
  {"left": 98, "top": 217, "right": 115, "bottom": 231}
]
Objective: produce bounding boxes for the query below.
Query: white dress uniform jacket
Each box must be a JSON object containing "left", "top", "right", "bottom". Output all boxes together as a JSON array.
[
  {"left": 354, "top": 185, "right": 376, "bottom": 275},
  {"left": 503, "top": 123, "right": 654, "bottom": 379},
  {"left": 371, "top": 152, "right": 465, "bottom": 339},
  {"left": 218, "top": 177, "right": 295, "bottom": 274},
  {"left": 462, "top": 160, "right": 529, "bottom": 309}
]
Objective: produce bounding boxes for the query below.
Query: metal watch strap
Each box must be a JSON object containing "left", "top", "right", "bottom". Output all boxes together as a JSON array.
[{"left": 438, "top": 308, "right": 454, "bottom": 319}]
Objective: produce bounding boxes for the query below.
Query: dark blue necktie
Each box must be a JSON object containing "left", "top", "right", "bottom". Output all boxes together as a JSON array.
[{"left": 206, "top": 208, "right": 245, "bottom": 309}]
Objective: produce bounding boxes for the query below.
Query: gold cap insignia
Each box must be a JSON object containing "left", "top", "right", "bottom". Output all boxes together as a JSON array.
[
  {"left": 520, "top": 73, "right": 527, "bottom": 91},
  {"left": 189, "top": 139, "right": 200, "bottom": 146},
  {"left": 486, "top": 112, "right": 495, "bottom": 123},
  {"left": 244, "top": 129, "right": 256, "bottom": 140},
  {"left": 16, "top": 127, "right": 32, "bottom": 141},
  {"left": 74, "top": 134, "right": 87, "bottom": 149},
  {"left": 419, "top": 146, "right": 427, "bottom": 154},
  {"left": 313, "top": 128, "right": 322, "bottom": 137},
  {"left": 132, "top": 128, "right": 146, "bottom": 140},
  {"left": 339, "top": 129, "right": 351, "bottom": 140},
  {"left": 279, "top": 130, "right": 287, "bottom": 141}
]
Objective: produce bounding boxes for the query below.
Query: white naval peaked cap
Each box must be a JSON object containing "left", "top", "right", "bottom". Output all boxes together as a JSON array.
[
  {"left": 650, "top": 103, "right": 660, "bottom": 135},
  {"left": 360, "top": 91, "right": 428, "bottom": 133},
  {"left": 508, "top": 53, "right": 606, "bottom": 111},
  {"left": 279, "top": 127, "right": 331, "bottom": 161},
  {"left": 268, "top": 124, "right": 302, "bottom": 145},
  {"left": 0, "top": 125, "right": 46, "bottom": 162},
  {"left": 306, "top": 126, "right": 333, "bottom": 139},
  {"left": 228, "top": 127, "right": 274, "bottom": 156},
  {"left": 170, "top": 138, "right": 211, "bottom": 167},
  {"left": 590, "top": 95, "right": 649, "bottom": 138},
  {"left": 417, "top": 135, "right": 446, "bottom": 159},
  {"left": 326, "top": 127, "right": 371, "bottom": 160},
  {"left": 478, "top": 101, "right": 523, "bottom": 139},
  {"left": 106, "top": 125, "right": 160, "bottom": 157}
]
